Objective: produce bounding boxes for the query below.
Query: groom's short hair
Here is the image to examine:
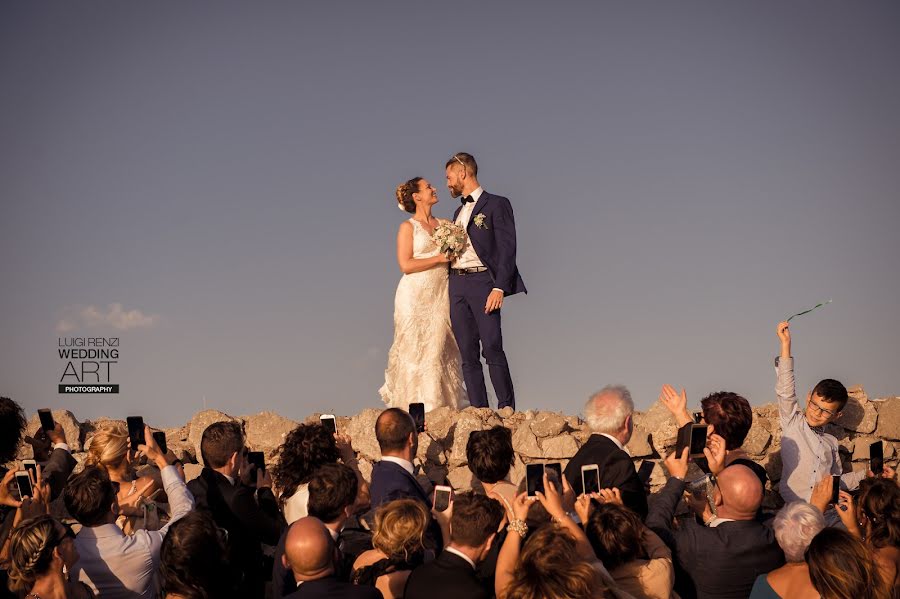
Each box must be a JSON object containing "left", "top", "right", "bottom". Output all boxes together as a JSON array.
[
  {"left": 376, "top": 408, "right": 415, "bottom": 453},
  {"left": 446, "top": 152, "right": 478, "bottom": 177}
]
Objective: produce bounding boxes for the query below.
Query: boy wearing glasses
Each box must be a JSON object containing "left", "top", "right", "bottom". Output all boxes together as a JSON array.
[{"left": 775, "top": 321, "right": 865, "bottom": 522}]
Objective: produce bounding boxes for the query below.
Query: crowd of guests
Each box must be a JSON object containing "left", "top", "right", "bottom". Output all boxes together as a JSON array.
[{"left": 1, "top": 321, "right": 899, "bottom": 598}]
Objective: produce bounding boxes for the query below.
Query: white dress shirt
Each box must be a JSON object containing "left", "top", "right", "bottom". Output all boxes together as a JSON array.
[
  {"left": 453, "top": 186, "right": 485, "bottom": 269},
  {"left": 599, "top": 433, "right": 632, "bottom": 456},
  {"left": 380, "top": 455, "right": 415, "bottom": 475},
  {"left": 444, "top": 546, "right": 477, "bottom": 570}
]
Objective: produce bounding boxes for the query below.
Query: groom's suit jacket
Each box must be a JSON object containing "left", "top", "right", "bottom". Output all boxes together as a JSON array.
[{"left": 453, "top": 191, "right": 526, "bottom": 296}]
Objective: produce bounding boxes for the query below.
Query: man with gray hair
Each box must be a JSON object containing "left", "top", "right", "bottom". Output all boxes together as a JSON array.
[{"left": 563, "top": 385, "right": 648, "bottom": 519}]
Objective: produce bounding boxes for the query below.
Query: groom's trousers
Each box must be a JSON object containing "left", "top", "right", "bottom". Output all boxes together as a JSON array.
[{"left": 449, "top": 270, "right": 515, "bottom": 410}]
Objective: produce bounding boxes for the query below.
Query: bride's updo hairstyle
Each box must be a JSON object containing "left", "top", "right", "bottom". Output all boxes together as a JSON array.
[{"left": 395, "top": 177, "right": 423, "bottom": 214}]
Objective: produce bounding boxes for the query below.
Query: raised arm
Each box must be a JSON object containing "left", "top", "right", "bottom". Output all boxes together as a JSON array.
[
  {"left": 396, "top": 221, "right": 449, "bottom": 274},
  {"left": 659, "top": 385, "right": 693, "bottom": 428},
  {"left": 775, "top": 321, "right": 799, "bottom": 420}
]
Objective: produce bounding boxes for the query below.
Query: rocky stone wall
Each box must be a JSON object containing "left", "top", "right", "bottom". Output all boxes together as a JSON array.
[{"left": 12, "top": 386, "right": 900, "bottom": 507}]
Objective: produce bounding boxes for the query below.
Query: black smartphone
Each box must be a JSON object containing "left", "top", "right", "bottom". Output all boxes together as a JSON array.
[
  {"left": 408, "top": 403, "right": 425, "bottom": 433},
  {"left": 23, "top": 460, "right": 37, "bottom": 481},
  {"left": 248, "top": 451, "right": 266, "bottom": 473},
  {"left": 126, "top": 416, "right": 145, "bottom": 447},
  {"left": 320, "top": 414, "right": 337, "bottom": 434},
  {"left": 433, "top": 485, "right": 452, "bottom": 512},
  {"left": 676, "top": 422, "right": 693, "bottom": 458},
  {"left": 831, "top": 474, "right": 841, "bottom": 504},
  {"left": 545, "top": 462, "right": 562, "bottom": 490},
  {"left": 689, "top": 425, "right": 707, "bottom": 458},
  {"left": 637, "top": 460, "right": 655, "bottom": 484},
  {"left": 152, "top": 431, "right": 168, "bottom": 455},
  {"left": 38, "top": 408, "right": 55, "bottom": 432},
  {"left": 870, "top": 440, "right": 884, "bottom": 476},
  {"left": 15, "top": 471, "right": 33, "bottom": 499},
  {"left": 581, "top": 464, "right": 600, "bottom": 494},
  {"left": 526, "top": 463, "right": 545, "bottom": 497}
]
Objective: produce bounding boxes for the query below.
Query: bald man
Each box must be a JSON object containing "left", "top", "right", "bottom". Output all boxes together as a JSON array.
[
  {"left": 646, "top": 451, "right": 785, "bottom": 599},
  {"left": 281, "top": 517, "right": 382, "bottom": 599}
]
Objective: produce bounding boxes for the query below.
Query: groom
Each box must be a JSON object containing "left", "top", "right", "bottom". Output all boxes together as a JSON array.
[{"left": 446, "top": 152, "right": 526, "bottom": 410}]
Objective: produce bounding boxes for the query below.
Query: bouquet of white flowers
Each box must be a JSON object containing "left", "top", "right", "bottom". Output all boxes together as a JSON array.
[{"left": 432, "top": 221, "right": 468, "bottom": 261}]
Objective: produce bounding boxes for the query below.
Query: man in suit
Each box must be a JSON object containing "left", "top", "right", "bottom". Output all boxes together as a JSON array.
[
  {"left": 446, "top": 152, "right": 526, "bottom": 410},
  {"left": 273, "top": 463, "right": 364, "bottom": 596},
  {"left": 563, "top": 385, "right": 648, "bottom": 519},
  {"left": 369, "top": 408, "right": 429, "bottom": 508},
  {"left": 187, "top": 421, "right": 285, "bottom": 599},
  {"left": 404, "top": 492, "right": 505, "bottom": 599},
  {"left": 647, "top": 449, "right": 785, "bottom": 599},
  {"left": 282, "top": 517, "right": 383, "bottom": 599}
]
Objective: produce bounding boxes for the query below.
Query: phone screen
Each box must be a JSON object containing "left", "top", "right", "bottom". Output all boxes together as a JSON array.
[
  {"left": 831, "top": 475, "right": 841, "bottom": 504},
  {"left": 16, "top": 472, "right": 33, "bottom": 499},
  {"left": 126, "top": 416, "right": 145, "bottom": 447},
  {"left": 870, "top": 441, "right": 884, "bottom": 476},
  {"left": 637, "top": 461, "right": 655, "bottom": 484},
  {"left": 248, "top": 451, "right": 266, "bottom": 473},
  {"left": 38, "top": 409, "right": 55, "bottom": 432},
  {"left": 23, "top": 460, "right": 37, "bottom": 480},
  {"left": 689, "top": 425, "right": 707, "bottom": 457},
  {"left": 433, "top": 488, "right": 451, "bottom": 512},
  {"left": 676, "top": 422, "right": 693, "bottom": 458},
  {"left": 545, "top": 462, "right": 562, "bottom": 487},
  {"left": 582, "top": 467, "right": 600, "bottom": 494},
  {"left": 152, "top": 431, "right": 168, "bottom": 455},
  {"left": 320, "top": 415, "right": 336, "bottom": 434},
  {"left": 408, "top": 403, "right": 425, "bottom": 433},
  {"left": 526, "top": 463, "right": 545, "bottom": 497}
]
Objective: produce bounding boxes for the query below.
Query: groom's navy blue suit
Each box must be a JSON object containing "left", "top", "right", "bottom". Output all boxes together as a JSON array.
[{"left": 451, "top": 190, "right": 525, "bottom": 409}]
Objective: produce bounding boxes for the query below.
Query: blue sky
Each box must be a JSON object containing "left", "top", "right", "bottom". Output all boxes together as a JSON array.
[{"left": 2, "top": 1, "right": 899, "bottom": 428}]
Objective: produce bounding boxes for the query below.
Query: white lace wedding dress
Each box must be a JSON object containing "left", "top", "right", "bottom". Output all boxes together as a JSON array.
[{"left": 379, "top": 218, "right": 469, "bottom": 411}]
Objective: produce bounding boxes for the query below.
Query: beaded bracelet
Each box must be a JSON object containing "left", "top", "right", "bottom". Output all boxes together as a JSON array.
[{"left": 506, "top": 519, "right": 528, "bottom": 538}]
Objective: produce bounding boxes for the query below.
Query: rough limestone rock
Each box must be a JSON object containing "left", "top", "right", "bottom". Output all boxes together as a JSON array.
[
  {"left": 187, "top": 410, "right": 240, "bottom": 466},
  {"left": 852, "top": 436, "right": 896, "bottom": 462},
  {"left": 835, "top": 392, "right": 878, "bottom": 434},
  {"left": 243, "top": 411, "right": 299, "bottom": 459},
  {"left": 512, "top": 424, "right": 542, "bottom": 458},
  {"left": 530, "top": 413, "right": 567, "bottom": 438},
  {"left": 417, "top": 434, "right": 447, "bottom": 466},
  {"left": 541, "top": 434, "right": 579, "bottom": 459},
  {"left": 357, "top": 458, "right": 373, "bottom": 484},
  {"left": 425, "top": 407, "right": 455, "bottom": 444},
  {"left": 626, "top": 425, "right": 654, "bottom": 458},
  {"left": 448, "top": 412, "right": 486, "bottom": 466},
  {"left": 743, "top": 419, "right": 772, "bottom": 456},
  {"left": 639, "top": 401, "right": 680, "bottom": 455},
  {"left": 23, "top": 410, "right": 83, "bottom": 453},
  {"left": 874, "top": 397, "right": 900, "bottom": 440},
  {"left": 345, "top": 408, "right": 382, "bottom": 461},
  {"left": 447, "top": 465, "right": 476, "bottom": 491},
  {"left": 183, "top": 462, "right": 204, "bottom": 483}
]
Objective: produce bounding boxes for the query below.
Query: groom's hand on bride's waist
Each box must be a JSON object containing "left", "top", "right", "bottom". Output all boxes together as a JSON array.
[{"left": 485, "top": 289, "right": 504, "bottom": 314}]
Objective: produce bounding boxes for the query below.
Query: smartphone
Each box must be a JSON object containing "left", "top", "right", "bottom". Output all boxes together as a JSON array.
[
  {"left": 526, "top": 463, "right": 545, "bottom": 497},
  {"left": 676, "top": 422, "right": 693, "bottom": 458},
  {"left": 581, "top": 464, "right": 600, "bottom": 495},
  {"left": 692, "top": 411, "right": 703, "bottom": 424},
  {"left": 247, "top": 451, "right": 266, "bottom": 474},
  {"left": 637, "top": 461, "right": 655, "bottom": 484},
  {"left": 126, "top": 416, "right": 145, "bottom": 447},
  {"left": 831, "top": 474, "right": 841, "bottom": 504},
  {"left": 152, "top": 431, "right": 168, "bottom": 455},
  {"left": 433, "top": 485, "right": 452, "bottom": 512},
  {"left": 545, "top": 462, "right": 562, "bottom": 488},
  {"left": 320, "top": 414, "right": 337, "bottom": 434},
  {"left": 38, "top": 408, "right": 55, "bottom": 432},
  {"left": 23, "top": 459, "right": 37, "bottom": 481},
  {"left": 689, "top": 425, "right": 707, "bottom": 458},
  {"left": 15, "top": 471, "right": 33, "bottom": 499},
  {"left": 870, "top": 440, "right": 884, "bottom": 476},
  {"left": 408, "top": 403, "right": 425, "bottom": 434}
]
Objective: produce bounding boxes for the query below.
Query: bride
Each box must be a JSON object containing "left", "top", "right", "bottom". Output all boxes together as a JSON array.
[{"left": 379, "top": 177, "right": 469, "bottom": 411}]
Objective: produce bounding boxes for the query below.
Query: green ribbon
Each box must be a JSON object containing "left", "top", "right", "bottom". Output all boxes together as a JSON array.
[{"left": 787, "top": 299, "right": 832, "bottom": 322}]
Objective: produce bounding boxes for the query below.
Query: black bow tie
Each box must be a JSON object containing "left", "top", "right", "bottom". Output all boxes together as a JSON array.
[{"left": 460, "top": 195, "right": 474, "bottom": 206}]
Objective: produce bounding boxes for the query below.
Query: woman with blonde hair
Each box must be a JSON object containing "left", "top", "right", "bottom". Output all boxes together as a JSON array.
[
  {"left": 7, "top": 515, "right": 94, "bottom": 598},
  {"left": 85, "top": 421, "right": 163, "bottom": 533},
  {"left": 351, "top": 498, "right": 431, "bottom": 599}
]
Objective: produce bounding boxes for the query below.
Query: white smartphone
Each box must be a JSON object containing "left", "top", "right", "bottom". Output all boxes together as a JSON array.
[
  {"left": 433, "top": 485, "right": 452, "bottom": 512},
  {"left": 581, "top": 464, "right": 600, "bottom": 495},
  {"left": 15, "top": 471, "right": 33, "bottom": 499},
  {"left": 320, "top": 414, "right": 337, "bottom": 434},
  {"left": 23, "top": 459, "right": 37, "bottom": 481}
]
